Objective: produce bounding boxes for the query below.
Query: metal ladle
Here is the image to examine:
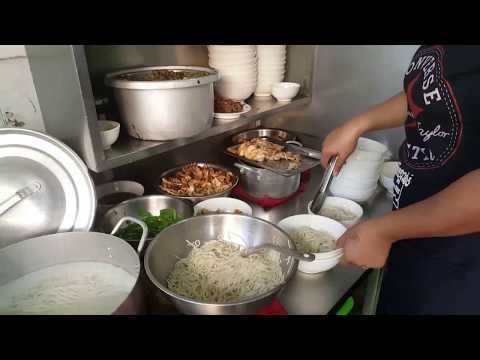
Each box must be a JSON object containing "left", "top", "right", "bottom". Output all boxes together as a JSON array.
[{"left": 240, "top": 244, "right": 316, "bottom": 262}]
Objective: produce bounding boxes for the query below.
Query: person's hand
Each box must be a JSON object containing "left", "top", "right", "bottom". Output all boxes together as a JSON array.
[
  {"left": 321, "top": 121, "right": 363, "bottom": 176},
  {"left": 336, "top": 219, "right": 394, "bottom": 269}
]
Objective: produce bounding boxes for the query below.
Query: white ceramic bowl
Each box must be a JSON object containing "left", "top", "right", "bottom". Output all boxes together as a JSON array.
[
  {"left": 331, "top": 176, "right": 378, "bottom": 191},
  {"left": 348, "top": 149, "right": 385, "bottom": 162},
  {"left": 277, "top": 214, "right": 347, "bottom": 274},
  {"left": 216, "top": 66, "right": 257, "bottom": 75},
  {"left": 218, "top": 71, "right": 257, "bottom": 80},
  {"left": 259, "top": 55, "right": 286, "bottom": 61},
  {"left": 258, "top": 69, "right": 286, "bottom": 75},
  {"left": 217, "top": 78, "right": 258, "bottom": 87},
  {"left": 208, "top": 45, "right": 256, "bottom": 51},
  {"left": 258, "top": 63, "right": 286, "bottom": 69},
  {"left": 340, "top": 159, "right": 383, "bottom": 176},
  {"left": 257, "top": 46, "right": 286, "bottom": 55},
  {"left": 257, "top": 81, "right": 284, "bottom": 90},
  {"left": 258, "top": 74, "right": 286, "bottom": 80},
  {"left": 209, "top": 58, "right": 257, "bottom": 67},
  {"left": 380, "top": 161, "right": 400, "bottom": 194},
  {"left": 208, "top": 47, "right": 256, "bottom": 58},
  {"left": 307, "top": 197, "right": 363, "bottom": 228},
  {"left": 194, "top": 197, "right": 253, "bottom": 216},
  {"left": 272, "top": 82, "right": 301, "bottom": 102},
  {"left": 357, "top": 137, "right": 392, "bottom": 160},
  {"left": 215, "top": 85, "right": 255, "bottom": 101},
  {"left": 254, "top": 92, "right": 273, "bottom": 97},
  {"left": 98, "top": 120, "right": 120, "bottom": 150},
  {"left": 330, "top": 181, "right": 378, "bottom": 203}
]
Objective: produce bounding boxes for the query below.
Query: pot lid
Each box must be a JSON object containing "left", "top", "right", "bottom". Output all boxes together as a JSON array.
[{"left": 0, "top": 128, "right": 96, "bottom": 249}]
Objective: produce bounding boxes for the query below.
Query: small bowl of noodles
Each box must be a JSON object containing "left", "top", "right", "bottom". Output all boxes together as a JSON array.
[
  {"left": 277, "top": 214, "right": 347, "bottom": 274},
  {"left": 307, "top": 196, "right": 363, "bottom": 228},
  {"left": 143, "top": 214, "right": 298, "bottom": 315}
]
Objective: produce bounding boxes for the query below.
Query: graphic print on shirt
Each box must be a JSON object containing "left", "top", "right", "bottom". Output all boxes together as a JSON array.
[
  {"left": 392, "top": 166, "right": 414, "bottom": 209},
  {"left": 402, "top": 46, "right": 463, "bottom": 170},
  {"left": 393, "top": 46, "right": 463, "bottom": 209}
]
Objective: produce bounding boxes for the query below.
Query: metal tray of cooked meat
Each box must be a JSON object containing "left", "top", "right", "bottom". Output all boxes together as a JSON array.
[
  {"left": 157, "top": 162, "right": 239, "bottom": 203},
  {"left": 225, "top": 140, "right": 322, "bottom": 177}
]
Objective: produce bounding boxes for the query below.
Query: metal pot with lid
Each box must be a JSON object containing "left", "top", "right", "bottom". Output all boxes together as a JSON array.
[
  {"left": 230, "top": 128, "right": 301, "bottom": 199},
  {"left": 0, "top": 217, "right": 149, "bottom": 315},
  {"left": 0, "top": 128, "right": 97, "bottom": 248},
  {"left": 234, "top": 162, "right": 301, "bottom": 199},
  {"left": 105, "top": 66, "right": 219, "bottom": 141}
]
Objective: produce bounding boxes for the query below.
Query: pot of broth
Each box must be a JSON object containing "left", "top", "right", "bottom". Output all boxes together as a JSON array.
[{"left": 0, "top": 217, "right": 148, "bottom": 315}]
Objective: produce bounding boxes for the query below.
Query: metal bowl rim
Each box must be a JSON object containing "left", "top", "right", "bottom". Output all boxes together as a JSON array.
[
  {"left": 100, "top": 194, "right": 194, "bottom": 239},
  {"left": 143, "top": 213, "right": 299, "bottom": 308},
  {"left": 105, "top": 65, "right": 219, "bottom": 90},
  {"left": 231, "top": 127, "right": 297, "bottom": 144}
]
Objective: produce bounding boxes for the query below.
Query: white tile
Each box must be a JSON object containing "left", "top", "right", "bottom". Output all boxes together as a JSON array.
[
  {"left": 0, "top": 45, "right": 26, "bottom": 59},
  {"left": 0, "top": 58, "right": 45, "bottom": 132}
]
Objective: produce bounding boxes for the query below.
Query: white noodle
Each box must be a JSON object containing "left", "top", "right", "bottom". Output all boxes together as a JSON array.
[
  {"left": 320, "top": 206, "right": 357, "bottom": 221},
  {"left": 291, "top": 226, "right": 336, "bottom": 253},
  {"left": 0, "top": 262, "right": 136, "bottom": 315},
  {"left": 166, "top": 237, "right": 284, "bottom": 303}
]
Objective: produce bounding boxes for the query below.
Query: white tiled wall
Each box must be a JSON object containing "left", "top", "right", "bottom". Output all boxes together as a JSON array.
[{"left": 0, "top": 45, "right": 45, "bottom": 131}]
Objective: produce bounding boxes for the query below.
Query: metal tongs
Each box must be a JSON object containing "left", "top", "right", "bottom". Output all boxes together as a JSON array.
[{"left": 310, "top": 155, "right": 338, "bottom": 215}]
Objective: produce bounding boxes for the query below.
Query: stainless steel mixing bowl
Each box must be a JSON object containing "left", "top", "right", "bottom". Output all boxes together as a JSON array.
[
  {"left": 100, "top": 195, "right": 194, "bottom": 247},
  {"left": 144, "top": 214, "right": 298, "bottom": 315}
]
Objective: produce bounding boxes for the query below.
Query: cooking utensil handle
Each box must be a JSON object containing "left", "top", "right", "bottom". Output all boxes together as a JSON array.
[
  {"left": 0, "top": 182, "right": 42, "bottom": 217},
  {"left": 111, "top": 216, "right": 149, "bottom": 254},
  {"left": 242, "top": 244, "right": 316, "bottom": 262},
  {"left": 310, "top": 155, "right": 338, "bottom": 214},
  {"left": 286, "top": 141, "right": 323, "bottom": 160},
  {"left": 233, "top": 162, "right": 262, "bottom": 175},
  {"left": 286, "top": 140, "right": 303, "bottom": 147}
]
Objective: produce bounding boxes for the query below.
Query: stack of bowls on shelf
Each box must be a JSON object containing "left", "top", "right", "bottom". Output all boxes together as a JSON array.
[
  {"left": 330, "top": 137, "right": 392, "bottom": 203},
  {"left": 207, "top": 45, "right": 257, "bottom": 101},
  {"left": 255, "top": 45, "right": 287, "bottom": 97}
]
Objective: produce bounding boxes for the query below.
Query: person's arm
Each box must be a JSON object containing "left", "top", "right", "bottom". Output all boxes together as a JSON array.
[
  {"left": 338, "top": 169, "right": 480, "bottom": 268},
  {"left": 321, "top": 92, "right": 407, "bottom": 175}
]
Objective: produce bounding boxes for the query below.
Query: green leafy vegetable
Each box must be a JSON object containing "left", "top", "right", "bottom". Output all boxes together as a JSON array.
[{"left": 115, "top": 208, "right": 183, "bottom": 241}]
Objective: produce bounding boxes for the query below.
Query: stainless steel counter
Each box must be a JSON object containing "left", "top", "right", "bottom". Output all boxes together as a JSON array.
[{"left": 249, "top": 166, "right": 394, "bottom": 315}]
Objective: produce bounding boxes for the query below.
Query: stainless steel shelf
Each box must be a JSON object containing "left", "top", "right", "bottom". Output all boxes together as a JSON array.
[{"left": 100, "top": 96, "right": 310, "bottom": 171}]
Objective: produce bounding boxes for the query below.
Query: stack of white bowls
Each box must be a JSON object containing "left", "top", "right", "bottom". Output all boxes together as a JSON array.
[
  {"left": 255, "top": 45, "right": 287, "bottom": 97},
  {"left": 330, "top": 137, "right": 392, "bottom": 203},
  {"left": 207, "top": 45, "right": 257, "bottom": 101}
]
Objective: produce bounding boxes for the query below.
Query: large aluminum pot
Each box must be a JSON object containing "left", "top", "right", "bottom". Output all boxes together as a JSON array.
[
  {"left": 0, "top": 217, "right": 148, "bottom": 315},
  {"left": 234, "top": 162, "right": 300, "bottom": 199},
  {"left": 144, "top": 214, "right": 298, "bottom": 315},
  {"left": 105, "top": 66, "right": 218, "bottom": 141},
  {"left": 100, "top": 195, "right": 194, "bottom": 249}
]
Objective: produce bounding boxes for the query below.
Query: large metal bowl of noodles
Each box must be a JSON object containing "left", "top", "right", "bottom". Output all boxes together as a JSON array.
[{"left": 144, "top": 214, "right": 298, "bottom": 315}]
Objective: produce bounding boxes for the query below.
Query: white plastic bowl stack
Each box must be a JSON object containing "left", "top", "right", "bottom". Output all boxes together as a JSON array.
[
  {"left": 330, "top": 137, "right": 392, "bottom": 203},
  {"left": 207, "top": 45, "right": 257, "bottom": 101},
  {"left": 255, "top": 45, "right": 287, "bottom": 97}
]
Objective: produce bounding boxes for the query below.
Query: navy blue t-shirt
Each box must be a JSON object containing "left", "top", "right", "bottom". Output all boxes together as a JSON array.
[{"left": 377, "top": 45, "right": 480, "bottom": 314}]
